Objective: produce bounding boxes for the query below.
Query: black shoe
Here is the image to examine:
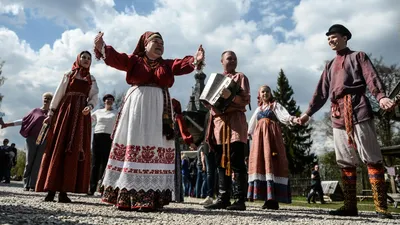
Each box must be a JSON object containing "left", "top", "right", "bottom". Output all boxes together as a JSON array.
[
  {"left": 23, "top": 187, "right": 29, "bottom": 191},
  {"left": 58, "top": 192, "right": 72, "bottom": 203},
  {"left": 87, "top": 191, "right": 94, "bottom": 196},
  {"left": 226, "top": 200, "right": 246, "bottom": 211},
  {"left": 44, "top": 191, "right": 56, "bottom": 202},
  {"left": 376, "top": 211, "right": 393, "bottom": 219},
  {"left": 262, "top": 200, "right": 279, "bottom": 210},
  {"left": 204, "top": 199, "right": 231, "bottom": 210},
  {"left": 329, "top": 206, "right": 358, "bottom": 216}
]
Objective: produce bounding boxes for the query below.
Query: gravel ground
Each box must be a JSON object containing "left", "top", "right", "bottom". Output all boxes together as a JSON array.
[{"left": 0, "top": 182, "right": 398, "bottom": 225}]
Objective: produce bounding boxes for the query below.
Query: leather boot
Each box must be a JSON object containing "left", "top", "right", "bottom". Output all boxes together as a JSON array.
[
  {"left": 227, "top": 172, "right": 246, "bottom": 211},
  {"left": 204, "top": 168, "right": 231, "bottom": 209},
  {"left": 368, "top": 164, "right": 393, "bottom": 219},
  {"left": 329, "top": 168, "right": 358, "bottom": 216}
]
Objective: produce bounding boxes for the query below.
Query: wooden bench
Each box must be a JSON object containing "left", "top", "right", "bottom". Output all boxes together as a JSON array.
[{"left": 357, "top": 190, "right": 373, "bottom": 202}]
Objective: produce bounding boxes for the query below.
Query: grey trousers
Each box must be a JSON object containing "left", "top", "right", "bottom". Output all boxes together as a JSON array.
[
  {"left": 23, "top": 136, "right": 46, "bottom": 189},
  {"left": 333, "top": 120, "right": 383, "bottom": 168}
]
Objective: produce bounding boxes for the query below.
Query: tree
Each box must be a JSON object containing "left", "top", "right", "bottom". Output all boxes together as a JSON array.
[{"left": 273, "top": 69, "right": 316, "bottom": 175}]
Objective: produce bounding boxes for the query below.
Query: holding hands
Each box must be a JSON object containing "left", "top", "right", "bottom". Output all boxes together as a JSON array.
[{"left": 291, "top": 114, "right": 310, "bottom": 126}]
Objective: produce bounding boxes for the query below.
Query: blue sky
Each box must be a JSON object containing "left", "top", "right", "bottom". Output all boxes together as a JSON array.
[{"left": 0, "top": 0, "right": 399, "bottom": 153}]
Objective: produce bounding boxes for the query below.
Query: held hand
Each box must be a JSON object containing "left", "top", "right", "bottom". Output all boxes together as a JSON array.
[
  {"left": 379, "top": 97, "right": 395, "bottom": 110},
  {"left": 298, "top": 114, "right": 310, "bottom": 125},
  {"left": 291, "top": 117, "right": 301, "bottom": 125},
  {"left": 43, "top": 116, "right": 52, "bottom": 125},
  {"left": 248, "top": 134, "right": 252, "bottom": 140},
  {"left": 94, "top": 32, "right": 105, "bottom": 52},
  {"left": 220, "top": 88, "right": 232, "bottom": 99},
  {"left": 202, "top": 165, "right": 206, "bottom": 172},
  {"left": 82, "top": 106, "right": 91, "bottom": 116},
  {"left": 195, "top": 44, "right": 205, "bottom": 62},
  {"left": 1, "top": 123, "right": 12, "bottom": 129},
  {"left": 189, "top": 143, "right": 197, "bottom": 150}
]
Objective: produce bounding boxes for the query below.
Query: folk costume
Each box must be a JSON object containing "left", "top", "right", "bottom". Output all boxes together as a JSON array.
[
  {"left": 36, "top": 52, "right": 99, "bottom": 202},
  {"left": 95, "top": 32, "right": 196, "bottom": 211},
  {"left": 306, "top": 24, "right": 392, "bottom": 218},
  {"left": 172, "top": 98, "right": 194, "bottom": 202},
  {"left": 247, "top": 88, "right": 294, "bottom": 209},
  {"left": 204, "top": 71, "right": 250, "bottom": 211}
]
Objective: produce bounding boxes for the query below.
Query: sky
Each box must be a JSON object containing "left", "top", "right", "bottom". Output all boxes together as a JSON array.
[{"left": 0, "top": 0, "right": 399, "bottom": 155}]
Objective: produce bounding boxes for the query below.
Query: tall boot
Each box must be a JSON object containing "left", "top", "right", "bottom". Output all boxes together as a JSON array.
[
  {"left": 227, "top": 172, "right": 246, "bottom": 211},
  {"left": 368, "top": 164, "right": 393, "bottom": 219},
  {"left": 204, "top": 168, "right": 231, "bottom": 209},
  {"left": 329, "top": 167, "right": 358, "bottom": 216}
]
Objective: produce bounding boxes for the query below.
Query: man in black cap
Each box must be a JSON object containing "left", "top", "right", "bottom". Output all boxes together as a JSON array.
[{"left": 297, "top": 24, "right": 394, "bottom": 219}]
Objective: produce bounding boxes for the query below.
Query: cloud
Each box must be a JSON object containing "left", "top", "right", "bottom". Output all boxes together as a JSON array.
[{"left": 0, "top": 0, "right": 399, "bottom": 156}]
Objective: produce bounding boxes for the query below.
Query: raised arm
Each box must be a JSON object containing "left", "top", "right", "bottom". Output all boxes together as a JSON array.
[
  {"left": 165, "top": 56, "right": 196, "bottom": 75},
  {"left": 94, "top": 33, "right": 138, "bottom": 72}
]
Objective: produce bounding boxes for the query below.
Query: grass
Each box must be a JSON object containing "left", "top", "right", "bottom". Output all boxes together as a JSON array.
[{"left": 268, "top": 196, "right": 400, "bottom": 213}]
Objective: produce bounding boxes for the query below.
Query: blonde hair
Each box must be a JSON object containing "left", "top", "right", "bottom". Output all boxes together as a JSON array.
[{"left": 43, "top": 92, "right": 53, "bottom": 98}]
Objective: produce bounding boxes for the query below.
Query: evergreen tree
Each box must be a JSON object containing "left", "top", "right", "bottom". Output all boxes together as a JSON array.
[{"left": 273, "top": 69, "right": 316, "bottom": 175}]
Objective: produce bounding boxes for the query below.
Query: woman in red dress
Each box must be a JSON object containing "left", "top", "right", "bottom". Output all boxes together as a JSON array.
[
  {"left": 36, "top": 51, "right": 99, "bottom": 203},
  {"left": 94, "top": 31, "right": 204, "bottom": 211}
]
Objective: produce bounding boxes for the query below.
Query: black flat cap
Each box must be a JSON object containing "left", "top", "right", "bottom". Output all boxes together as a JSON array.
[{"left": 326, "top": 24, "right": 352, "bottom": 40}]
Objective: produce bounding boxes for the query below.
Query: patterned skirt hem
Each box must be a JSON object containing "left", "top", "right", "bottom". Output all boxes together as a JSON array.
[
  {"left": 247, "top": 180, "right": 292, "bottom": 204},
  {"left": 100, "top": 185, "right": 172, "bottom": 211}
]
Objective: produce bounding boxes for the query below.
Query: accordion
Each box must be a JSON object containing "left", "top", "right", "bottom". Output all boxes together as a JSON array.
[{"left": 200, "top": 73, "right": 241, "bottom": 114}]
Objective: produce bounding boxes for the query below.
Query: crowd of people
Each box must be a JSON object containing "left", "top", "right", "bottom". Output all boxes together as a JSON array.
[{"left": 0, "top": 23, "right": 397, "bottom": 219}]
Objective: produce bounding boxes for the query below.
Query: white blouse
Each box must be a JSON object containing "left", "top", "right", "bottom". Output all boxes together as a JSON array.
[
  {"left": 91, "top": 108, "right": 118, "bottom": 134},
  {"left": 248, "top": 102, "right": 295, "bottom": 135},
  {"left": 49, "top": 71, "right": 99, "bottom": 115}
]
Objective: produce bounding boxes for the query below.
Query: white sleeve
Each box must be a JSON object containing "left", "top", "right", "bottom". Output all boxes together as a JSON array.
[
  {"left": 91, "top": 110, "right": 97, "bottom": 127},
  {"left": 87, "top": 75, "right": 99, "bottom": 110},
  {"left": 274, "top": 102, "right": 295, "bottom": 126},
  {"left": 247, "top": 107, "right": 261, "bottom": 135},
  {"left": 12, "top": 119, "right": 23, "bottom": 126},
  {"left": 49, "top": 72, "right": 70, "bottom": 115}
]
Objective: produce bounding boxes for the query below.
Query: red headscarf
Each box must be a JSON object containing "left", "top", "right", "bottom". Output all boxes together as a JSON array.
[
  {"left": 70, "top": 51, "right": 92, "bottom": 85},
  {"left": 133, "top": 31, "right": 163, "bottom": 56},
  {"left": 257, "top": 85, "right": 274, "bottom": 107}
]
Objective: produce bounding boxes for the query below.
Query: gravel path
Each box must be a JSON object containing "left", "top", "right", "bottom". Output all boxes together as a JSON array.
[{"left": 0, "top": 182, "right": 398, "bottom": 225}]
